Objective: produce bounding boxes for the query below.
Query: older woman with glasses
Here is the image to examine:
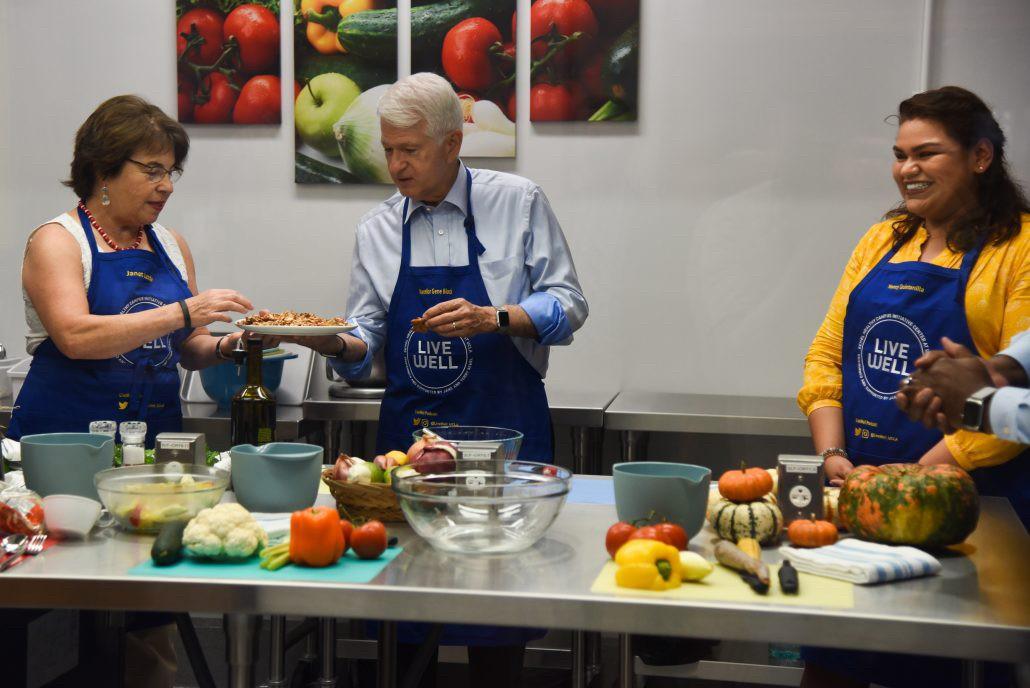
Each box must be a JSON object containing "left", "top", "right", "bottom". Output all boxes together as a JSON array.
[{"left": 7, "top": 94, "right": 256, "bottom": 448}]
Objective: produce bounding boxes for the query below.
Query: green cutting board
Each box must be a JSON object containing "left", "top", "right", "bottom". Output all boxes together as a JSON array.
[{"left": 129, "top": 547, "right": 401, "bottom": 583}]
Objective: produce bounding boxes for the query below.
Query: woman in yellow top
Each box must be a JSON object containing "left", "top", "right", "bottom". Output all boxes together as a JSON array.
[{"left": 798, "top": 87, "right": 1027, "bottom": 688}]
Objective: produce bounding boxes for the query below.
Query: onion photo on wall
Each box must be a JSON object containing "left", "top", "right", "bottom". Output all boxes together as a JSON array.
[
  {"left": 527, "top": 0, "right": 639, "bottom": 122},
  {"left": 294, "top": 1, "right": 399, "bottom": 184},
  {"left": 176, "top": 1, "right": 283, "bottom": 125},
  {"left": 412, "top": 1, "right": 517, "bottom": 158}
]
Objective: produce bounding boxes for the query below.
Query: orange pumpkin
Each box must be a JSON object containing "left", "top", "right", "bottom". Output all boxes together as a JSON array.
[
  {"left": 787, "top": 517, "right": 838, "bottom": 548},
  {"left": 718, "top": 462, "right": 774, "bottom": 503}
]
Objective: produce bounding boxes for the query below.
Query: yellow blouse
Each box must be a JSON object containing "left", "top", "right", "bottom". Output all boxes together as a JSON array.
[{"left": 799, "top": 214, "right": 1030, "bottom": 471}]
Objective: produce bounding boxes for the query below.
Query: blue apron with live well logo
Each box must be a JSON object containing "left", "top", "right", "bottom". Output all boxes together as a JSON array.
[
  {"left": 375, "top": 168, "right": 552, "bottom": 646},
  {"left": 8, "top": 206, "right": 193, "bottom": 447}
]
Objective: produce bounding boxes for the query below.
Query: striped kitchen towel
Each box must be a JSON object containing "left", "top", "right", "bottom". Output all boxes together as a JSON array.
[{"left": 779, "top": 538, "right": 942, "bottom": 584}]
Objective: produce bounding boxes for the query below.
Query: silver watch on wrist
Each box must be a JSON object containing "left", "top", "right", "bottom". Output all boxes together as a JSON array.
[
  {"left": 962, "top": 387, "right": 996, "bottom": 431},
  {"left": 494, "top": 307, "right": 510, "bottom": 334}
]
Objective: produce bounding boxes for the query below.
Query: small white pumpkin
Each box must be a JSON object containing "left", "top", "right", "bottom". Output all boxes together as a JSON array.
[{"left": 707, "top": 497, "right": 783, "bottom": 545}]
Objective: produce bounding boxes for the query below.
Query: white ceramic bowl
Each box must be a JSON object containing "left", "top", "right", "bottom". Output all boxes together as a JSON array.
[{"left": 42, "top": 494, "right": 103, "bottom": 538}]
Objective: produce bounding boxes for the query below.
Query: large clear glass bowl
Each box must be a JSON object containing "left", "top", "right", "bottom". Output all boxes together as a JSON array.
[
  {"left": 392, "top": 460, "right": 570, "bottom": 554},
  {"left": 94, "top": 464, "right": 229, "bottom": 533},
  {"left": 412, "top": 426, "right": 524, "bottom": 462}
]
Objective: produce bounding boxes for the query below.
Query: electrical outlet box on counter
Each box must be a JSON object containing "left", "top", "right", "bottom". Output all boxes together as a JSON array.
[
  {"left": 155, "top": 432, "right": 207, "bottom": 465},
  {"left": 777, "top": 455, "right": 824, "bottom": 524}
]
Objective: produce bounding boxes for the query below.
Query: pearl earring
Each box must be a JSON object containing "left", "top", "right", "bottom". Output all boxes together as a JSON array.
[{"left": 101, "top": 185, "right": 110, "bottom": 206}]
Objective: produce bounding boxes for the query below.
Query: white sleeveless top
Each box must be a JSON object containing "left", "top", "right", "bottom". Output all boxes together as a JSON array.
[{"left": 23, "top": 213, "right": 189, "bottom": 354}]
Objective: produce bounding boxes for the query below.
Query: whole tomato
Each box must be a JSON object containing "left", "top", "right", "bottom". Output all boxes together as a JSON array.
[
  {"left": 177, "top": 73, "right": 195, "bottom": 122},
  {"left": 177, "top": 8, "right": 225, "bottom": 67},
  {"left": 528, "top": 0, "right": 598, "bottom": 67},
  {"left": 193, "top": 72, "right": 239, "bottom": 124},
  {"left": 351, "top": 520, "right": 388, "bottom": 560},
  {"left": 605, "top": 521, "right": 636, "bottom": 558},
  {"left": 628, "top": 525, "right": 674, "bottom": 546},
  {"left": 340, "top": 519, "right": 354, "bottom": 554},
  {"left": 586, "top": 0, "right": 638, "bottom": 34},
  {"left": 442, "top": 18, "right": 503, "bottom": 91},
  {"left": 529, "top": 82, "right": 583, "bottom": 121},
  {"left": 654, "top": 523, "right": 688, "bottom": 551},
  {"left": 224, "top": 4, "right": 280, "bottom": 74},
  {"left": 233, "top": 74, "right": 281, "bottom": 124}
]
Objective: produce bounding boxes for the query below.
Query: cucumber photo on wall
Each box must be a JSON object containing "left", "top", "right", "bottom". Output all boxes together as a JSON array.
[
  {"left": 412, "top": 0, "right": 517, "bottom": 158},
  {"left": 176, "top": 0, "right": 284, "bottom": 125},
  {"left": 294, "top": 0, "right": 399, "bottom": 184}
]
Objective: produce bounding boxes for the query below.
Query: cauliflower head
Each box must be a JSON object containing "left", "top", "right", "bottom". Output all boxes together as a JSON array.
[{"left": 182, "top": 503, "right": 268, "bottom": 559}]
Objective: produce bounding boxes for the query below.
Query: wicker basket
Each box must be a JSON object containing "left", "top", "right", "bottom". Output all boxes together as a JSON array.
[{"left": 321, "top": 468, "right": 405, "bottom": 523}]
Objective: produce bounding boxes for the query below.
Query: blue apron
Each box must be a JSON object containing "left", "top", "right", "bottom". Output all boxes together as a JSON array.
[
  {"left": 8, "top": 206, "right": 192, "bottom": 448},
  {"left": 377, "top": 169, "right": 551, "bottom": 646},
  {"left": 841, "top": 239, "right": 1028, "bottom": 525}
]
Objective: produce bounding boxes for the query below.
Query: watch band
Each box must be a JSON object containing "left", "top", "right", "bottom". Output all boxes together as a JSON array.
[
  {"left": 962, "top": 386, "right": 996, "bottom": 431},
  {"left": 331, "top": 334, "right": 348, "bottom": 360}
]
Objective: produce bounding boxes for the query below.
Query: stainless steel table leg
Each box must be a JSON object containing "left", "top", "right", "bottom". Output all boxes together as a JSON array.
[
  {"left": 572, "top": 427, "right": 589, "bottom": 474},
  {"left": 572, "top": 630, "right": 586, "bottom": 688},
  {"left": 962, "top": 659, "right": 984, "bottom": 688},
  {"left": 618, "top": 633, "right": 634, "bottom": 688},
  {"left": 378, "top": 621, "right": 397, "bottom": 688},
  {"left": 621, "top": 430, "right": 648, "bottom": 461},
  {"left": 318, "top": 617, "right": 337, "bottom": 687},
  {"left": 224, "top": 613, "right": 261, "bottom": 688},
  {"left": 267, "top": 615, "right": 287, "bottom": 688}
]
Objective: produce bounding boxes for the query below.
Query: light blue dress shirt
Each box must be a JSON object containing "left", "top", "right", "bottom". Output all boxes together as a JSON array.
[
  {"left": 331, "top": 162, "right": 588, "bottom": 380},
  {"left": 989, "top": 330, "right": 1030, "bottom": 443}
]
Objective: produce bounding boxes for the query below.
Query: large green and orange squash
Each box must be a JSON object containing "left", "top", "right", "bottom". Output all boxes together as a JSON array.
[{"left": 838, "top": 463, "right": 979, "bottom": 548}]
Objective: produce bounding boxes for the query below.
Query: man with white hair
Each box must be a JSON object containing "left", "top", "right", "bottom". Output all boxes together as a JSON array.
[{"left": 299, "top": 72, "right": 588, "bottom": 683}]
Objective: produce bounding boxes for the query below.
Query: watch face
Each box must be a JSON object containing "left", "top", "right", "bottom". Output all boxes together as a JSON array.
[
  {"left": 962, "top": 398, "right": 983, "bottom": 430},
  {"left": 497, "top": 309, "right": 509, "bottom": 328}
]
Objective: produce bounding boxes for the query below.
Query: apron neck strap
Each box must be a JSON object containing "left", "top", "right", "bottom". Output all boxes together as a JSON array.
[
  {"left": 77, "top": 203, "right": 101, "bottom": 256},
  {"left": 400, "top": 167, "right": 484, "bottom": 268}
]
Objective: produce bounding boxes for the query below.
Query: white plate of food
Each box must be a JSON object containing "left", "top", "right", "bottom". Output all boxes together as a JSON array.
[{"left": 236, "top": 311, "right": 358, "bottom": 336}]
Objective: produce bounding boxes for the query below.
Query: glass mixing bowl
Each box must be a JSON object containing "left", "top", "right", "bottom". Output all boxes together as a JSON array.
[
  {"left": 94, "top": 463, "right": 229, "bottom": 533},
  {"left": 412, "top": 426, "right": 524, "bottom": 462},
  {"left": 391, "top": 460, "right": 570, "bottom": 554}
]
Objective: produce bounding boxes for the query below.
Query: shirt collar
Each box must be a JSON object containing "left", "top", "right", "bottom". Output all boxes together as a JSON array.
[{"left": 404, "top": 161, "right": 468, "bottom": 224}]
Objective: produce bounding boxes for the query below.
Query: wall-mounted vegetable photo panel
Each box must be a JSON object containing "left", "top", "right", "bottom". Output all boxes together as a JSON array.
[
  {"left": 411, "top": 0, "right": 517, "bottom": 157},
  {"left": 528, "top": 0, "right": 638, "bottom": 122},
  {"left": 176, "top": 1, "right": 283, "bottom": 124},
  {"left": 294, "top": 1, "right": 399, "bottom": 184}
]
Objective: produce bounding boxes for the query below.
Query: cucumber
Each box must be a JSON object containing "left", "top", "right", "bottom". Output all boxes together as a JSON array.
[
  {"left": 339, "top": 0, "right": 511, "bottom": 64},
  {"left": 589, "top": 22, "right": 639, "bottom": 122},
  {"left": 151, "top": 521, "right": 187, "bottom": 567},
  {"left": 295, "top": 152, "right": 361, "bottom": 185},
  {"left": 295, "top": 54, "right": 395, "bottom": 92}
]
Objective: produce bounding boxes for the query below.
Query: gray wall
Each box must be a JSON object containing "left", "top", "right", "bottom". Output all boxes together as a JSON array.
[{"left": 1, "top": 0, "right": 1028, "bottom": 407}]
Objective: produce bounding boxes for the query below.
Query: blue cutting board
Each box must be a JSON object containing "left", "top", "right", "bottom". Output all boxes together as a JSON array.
[{"left": 129, "top": 547, "right": 401, "bottom": 583}]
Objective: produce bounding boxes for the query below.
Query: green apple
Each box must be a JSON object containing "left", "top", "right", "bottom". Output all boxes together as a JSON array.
[{"left": 295, "top": 73, "right": 361, "bottom": 157}]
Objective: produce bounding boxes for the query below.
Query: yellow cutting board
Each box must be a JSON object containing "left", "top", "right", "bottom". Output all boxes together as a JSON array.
[{"left": 591, "top": 562, "right": 854, "bottom": 608}]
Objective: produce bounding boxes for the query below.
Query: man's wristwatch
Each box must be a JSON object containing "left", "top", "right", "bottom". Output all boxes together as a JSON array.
[
  {"left": 962, "top": 387, "right": 996, "bottom": 431},
  {"left": 494, "top": 307, "right": 510, "bottom": 334},
  {"left": 330, "top": 334, "right": 347, "bottom": 360}
]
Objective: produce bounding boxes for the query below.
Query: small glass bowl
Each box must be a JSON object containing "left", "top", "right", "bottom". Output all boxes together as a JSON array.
[
  {"left": 392, "top": 460, "right": 570, "bottom": 554},
  {"left": 412, "top": 426, "right": 524, "bottom": 462},
  {"left": 94, "top": 464, "right": 229, "bottom": 533}
]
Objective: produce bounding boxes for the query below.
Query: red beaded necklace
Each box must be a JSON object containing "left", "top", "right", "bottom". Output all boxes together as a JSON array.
[{"left": 78, "top": 201, "right": 144, "bottom": 251}]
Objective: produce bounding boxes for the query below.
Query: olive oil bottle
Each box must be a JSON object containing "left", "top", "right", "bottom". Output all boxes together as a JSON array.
[{"left": 230, "top": 337, "right": 276, "bottom": 446}]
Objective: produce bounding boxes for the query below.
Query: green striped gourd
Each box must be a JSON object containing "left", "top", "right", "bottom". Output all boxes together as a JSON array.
[{"left": 707, "top": 498, "right": 783, "bottom": 545}]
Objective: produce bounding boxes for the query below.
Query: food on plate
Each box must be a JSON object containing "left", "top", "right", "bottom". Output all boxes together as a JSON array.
[
  {"left": 736, "top": 537, "right": 762, "bottom": 560},
  {"left": 350, "top": 519, "right": 388, "bottom": 560},
  {"left": 182, "top": 503, "right": 268, "bottom": 560},
  {"left": 152, "top": 521, "right": 187, "bottom": 566},
  {"left": 838, "top": 463, "right": 979, "bottom": 547},
  {"left": 778, "top": 560, "right": 799, "bottom": 594},
  {"left": 614, "top": 538, "right": 682, "bottom": 591},
  {"left": 717, "top": 462, "right": 774, "bottom": 503},
  {"left": 238, "top": 309, "right": 350, "bottom": 327},
  {"left": 786, "top": 517, "right": 838, "bottom": 548},
  {"left": 707, "top": 498, "right": 783, "bottom": 545},
  {"left": 678, "top": 551, "right": 714, "bottom": 582},
  {"left": 290, "top": 506, "right": 346, "bottom": 567},
  {"left": 714, "top": 540, "right": 770, "bottom": 587}
]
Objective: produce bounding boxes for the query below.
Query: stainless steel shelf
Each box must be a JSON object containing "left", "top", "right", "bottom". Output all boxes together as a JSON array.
[{"left": 605, "top": 391, "right": 809, "bottom": 437}]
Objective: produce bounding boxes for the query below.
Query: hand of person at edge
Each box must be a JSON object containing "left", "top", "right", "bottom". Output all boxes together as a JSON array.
[{"left": 422, "top": 298, "right": 497, "bottom": 338}]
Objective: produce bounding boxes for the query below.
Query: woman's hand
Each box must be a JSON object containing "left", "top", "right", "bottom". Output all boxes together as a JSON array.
[
  {"left": 186, "top": 289, "right": 254, "bottom": 327},
  {"left": 824, "top": 454, "right": 855, "bottom": 487},
  {"left": 422, "top": 298, "right": 496, "bottom": 338}
]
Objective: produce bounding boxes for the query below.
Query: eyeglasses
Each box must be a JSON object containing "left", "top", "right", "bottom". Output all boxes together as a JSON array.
[{"left": 126, "top": 158, "right": 182, "bottom": 184}]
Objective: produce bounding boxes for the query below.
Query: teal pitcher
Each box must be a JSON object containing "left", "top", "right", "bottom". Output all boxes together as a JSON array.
[
  {"left": 612, "top": 462, "right": 712, "bottom": 538},
  {"left": 20, "top": 433, "right": 115, "bottom": 500}
]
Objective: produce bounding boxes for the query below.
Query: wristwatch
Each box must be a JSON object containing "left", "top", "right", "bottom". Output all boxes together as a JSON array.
[
  {"left": 962, "top": 387, "right": 996, "bottom": 431},
  {"left": 494, "top": 307, "right": 510, "bottom": 334}
]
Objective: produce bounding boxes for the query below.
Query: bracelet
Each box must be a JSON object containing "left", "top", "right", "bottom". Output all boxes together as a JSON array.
[
  {"left": 820, "top": 447, "right": 849, "bottom": 461},
  {"left": 178, "top": 299, "right": 192, "bottom": 330},
  {"left": 214, "top": 335, "right": 231, "bottom": 361}
]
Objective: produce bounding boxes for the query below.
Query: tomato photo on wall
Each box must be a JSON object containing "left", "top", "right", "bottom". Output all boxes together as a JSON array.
[
  {"left": 176, "top": 1, "right": 284, "bottom": 125},
  {"left": 412, "top": 0, "right": 516, "bottom": 158},
  {"left": 527, "top": 0, "right": 639, "bottom": 122},
  {"left": 293, "top": 0, "right": 399, "bottom": 184}
]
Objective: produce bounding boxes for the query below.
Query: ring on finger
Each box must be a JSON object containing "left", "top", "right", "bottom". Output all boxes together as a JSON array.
[
  {"left": 901, "top": 375, "right": 913, "bottom": 387},
  {"left": 452, "top": 322, "right": 458, "bottom": 331}
]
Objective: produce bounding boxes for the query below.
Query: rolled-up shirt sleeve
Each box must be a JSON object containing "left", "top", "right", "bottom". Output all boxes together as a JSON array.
[
  {"left": 988, "top": 386, "right": 1030, "bottom": 444},
  {"left": 519, "top": 186, "right": 588, "bottom": 346},
  {"left": 329, "top": 232, "right": 388, "bottom": 380}
]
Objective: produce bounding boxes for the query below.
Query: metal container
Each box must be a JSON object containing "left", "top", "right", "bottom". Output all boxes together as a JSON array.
[{"left": 155, "top": 432, "right": 207, "bottom": 465}]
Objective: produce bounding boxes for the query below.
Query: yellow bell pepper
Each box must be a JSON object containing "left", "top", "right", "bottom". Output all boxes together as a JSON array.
[
  {"left": 301, "top": 0, "right": 375, "bottom": 55},
  {"left": 614, "top": 539, "right": 683, "bottom": 591}
]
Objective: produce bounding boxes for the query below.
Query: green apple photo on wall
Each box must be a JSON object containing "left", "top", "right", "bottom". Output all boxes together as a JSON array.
[
  {"left": 176, "top": 0, "right": 284, "bottom": 124},
  {"left": 294, "top": 1, "right": 399, "bottom": 184},
  {"left": 411, "top": 0, "right": 516, "bottom": 158}
]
